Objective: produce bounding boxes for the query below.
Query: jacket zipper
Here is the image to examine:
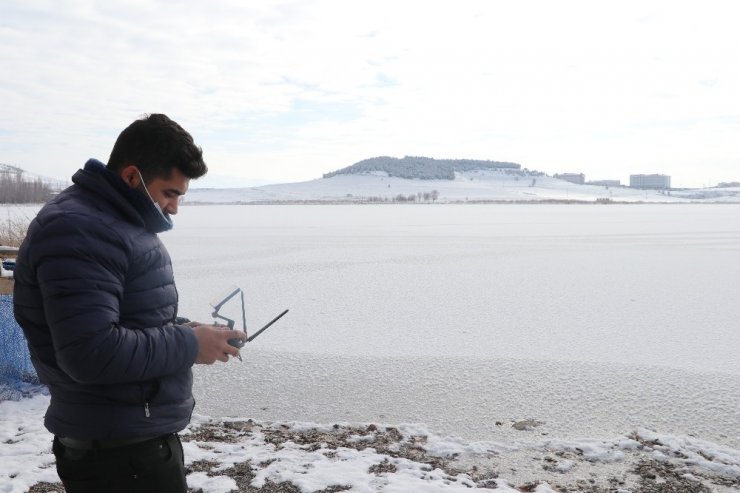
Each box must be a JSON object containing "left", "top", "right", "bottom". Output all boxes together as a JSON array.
[{"left": 145, "top": 402, "right": 150, "bottom": 418}]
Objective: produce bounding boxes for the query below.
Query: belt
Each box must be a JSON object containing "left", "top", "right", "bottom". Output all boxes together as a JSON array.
[{"left": 57, "top": 434, "right": 164, "bottom": 451}]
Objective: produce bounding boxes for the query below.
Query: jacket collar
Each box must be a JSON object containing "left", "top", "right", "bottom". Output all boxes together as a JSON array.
[{"left": 72, "top": 159, "right": 173, "bottom": 234}]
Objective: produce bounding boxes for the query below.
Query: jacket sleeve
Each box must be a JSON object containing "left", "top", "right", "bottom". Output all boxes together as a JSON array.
[{"left": 30, "top": 213, "right": 199, "bottom": 385}]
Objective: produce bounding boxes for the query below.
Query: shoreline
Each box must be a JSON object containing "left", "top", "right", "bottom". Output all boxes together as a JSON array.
[
  {"left": 2, "top": 394, "right": 738, "bottom": 493},
  {"left": 181, "top": 199, "right": 740, "bottom": 206}
]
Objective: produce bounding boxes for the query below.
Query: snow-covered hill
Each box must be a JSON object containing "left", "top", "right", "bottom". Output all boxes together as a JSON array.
[{"left": 184, "top": 169, "right": 740, "bottom": 204}]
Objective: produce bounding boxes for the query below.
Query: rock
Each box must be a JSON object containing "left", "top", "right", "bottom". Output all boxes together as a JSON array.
[{"left": 512, "top": 419, "right": 545, "bottom": 431}]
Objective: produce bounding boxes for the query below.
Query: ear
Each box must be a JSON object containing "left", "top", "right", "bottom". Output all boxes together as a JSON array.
[{"left": 120, "top": 165, "right": 142, "bottom": 189}]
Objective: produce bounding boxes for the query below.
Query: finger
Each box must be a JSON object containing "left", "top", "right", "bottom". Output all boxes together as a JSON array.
[
  {"left": 217, "top": 352, "right": 229, "bottom": 363},
  {"left": 222, "top": 343, "right": 241, "bottom": 357},
  {"left": 224, "top": 330, "right": 247, "bottom": 341}
]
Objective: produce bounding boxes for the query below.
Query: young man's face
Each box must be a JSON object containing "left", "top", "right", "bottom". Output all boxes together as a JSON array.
[
  {"left": 144, "top": 168, "right": 189, "bottom": 215},
  {"left": 120, "top": 165, "right": 190, "bottom": 215}
]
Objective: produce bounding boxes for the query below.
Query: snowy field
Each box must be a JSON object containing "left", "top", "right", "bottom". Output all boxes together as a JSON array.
[
  {"left": 185, "top": 170, "right": 740, "bottom": 204},
  {"left": 2, "top": 203, "right": 739, "bottom": 491}
]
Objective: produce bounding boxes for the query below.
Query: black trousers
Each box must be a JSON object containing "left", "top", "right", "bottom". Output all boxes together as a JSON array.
[{"left": 52, "top": 434, "right": 188, "bottom": 493}]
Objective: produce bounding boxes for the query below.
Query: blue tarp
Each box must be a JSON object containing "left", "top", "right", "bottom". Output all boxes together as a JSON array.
[{"left": 0, "top": 294, "right": 45, "bottom": 400}]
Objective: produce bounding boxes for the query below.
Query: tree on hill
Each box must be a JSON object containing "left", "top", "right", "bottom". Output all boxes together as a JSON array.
[{"left": 323, "top": 156, "right": 522, "bottom": 180}]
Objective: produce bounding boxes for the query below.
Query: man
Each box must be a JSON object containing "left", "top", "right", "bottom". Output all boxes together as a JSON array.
[{"left": 13, "top": 114, "right": 245, "bottom": 492}]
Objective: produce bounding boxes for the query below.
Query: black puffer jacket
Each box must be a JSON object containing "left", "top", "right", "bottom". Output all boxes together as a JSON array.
[{"left": 13, "top": 159, "right": 199, "bottom": 440}]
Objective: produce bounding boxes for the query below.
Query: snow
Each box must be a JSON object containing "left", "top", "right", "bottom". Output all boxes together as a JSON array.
[
  {"left": 0, "top": 396, "right": 58, "bottom": 493},
  {"left": 2, "top": 395, "right": 739, "bottom": 492},
  {"left": 156, "top": 204, "right": 740, "bottom": 451},
  {"left": 183, "top": 170, "right": 740, "bottom": 203},
  {"left": 187, "top": 472, "right": 238, "bottom": 493}
]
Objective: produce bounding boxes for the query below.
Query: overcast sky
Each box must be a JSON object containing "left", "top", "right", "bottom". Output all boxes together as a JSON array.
[{"left": 2, "top": 0, "right": 739, "bottom": 188}]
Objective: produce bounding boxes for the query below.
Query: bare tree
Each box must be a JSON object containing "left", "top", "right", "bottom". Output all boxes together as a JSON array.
[{"left": 0, "top": 169, "right": 53, "bottom": 203}]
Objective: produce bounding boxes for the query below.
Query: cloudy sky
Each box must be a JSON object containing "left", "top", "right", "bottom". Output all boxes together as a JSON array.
[{"left": 2, "top": 0, "right": 739, "bottom": 188}]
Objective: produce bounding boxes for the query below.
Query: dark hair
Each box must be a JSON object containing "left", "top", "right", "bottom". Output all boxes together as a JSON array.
[{"left": 107, "top": 114, "right": 207, "bottom": 181}]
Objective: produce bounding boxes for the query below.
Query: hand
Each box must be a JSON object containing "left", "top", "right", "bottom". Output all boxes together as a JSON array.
[{"left": 191, "top": 324, "right": 246, "bottom": 364}]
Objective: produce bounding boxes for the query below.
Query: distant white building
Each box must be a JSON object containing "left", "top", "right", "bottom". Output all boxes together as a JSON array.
[
  {"left": 589, "top": 180, "right": 621, "bottom": 187},
  {"left": 630, "top": 174, "right": 671, "bottom": 189},
  {"left": 554, "top": 173, "right": 585, "bottom": 185}
]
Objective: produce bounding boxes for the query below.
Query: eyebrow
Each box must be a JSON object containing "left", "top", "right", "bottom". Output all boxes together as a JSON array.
[{"left": 165, "top": 188, "right": 186, "bottom": 196}]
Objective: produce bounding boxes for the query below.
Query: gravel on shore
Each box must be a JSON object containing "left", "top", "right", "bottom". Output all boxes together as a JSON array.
[{"left": 24, "top": 416, "right": 739, "bottom": 493}]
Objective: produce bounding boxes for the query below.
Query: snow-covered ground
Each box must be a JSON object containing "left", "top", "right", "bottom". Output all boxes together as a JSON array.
[
  {"left": 2, "top": 394, "right": 739, "bottom": 492},
  {"left": 185, "top": 170, "right": 740, "bottom": 203}
]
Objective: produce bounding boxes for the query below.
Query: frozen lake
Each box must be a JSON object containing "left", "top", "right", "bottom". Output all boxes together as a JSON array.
[
  {"left": 162, "top": 204, "right": 739, "bottom": 448},
  {"left": 4, "top": 203, "right": 738, "bottom": 448}
]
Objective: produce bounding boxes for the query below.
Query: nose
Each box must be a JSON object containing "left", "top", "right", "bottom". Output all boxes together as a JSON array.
[{"left": 165, "top": 198, "right": 179, "bottom": 215}]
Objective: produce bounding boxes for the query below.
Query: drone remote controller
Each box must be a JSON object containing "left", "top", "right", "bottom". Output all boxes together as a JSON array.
[{"left": 211, "top": 286, "right": 288, "bottom": 349}]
